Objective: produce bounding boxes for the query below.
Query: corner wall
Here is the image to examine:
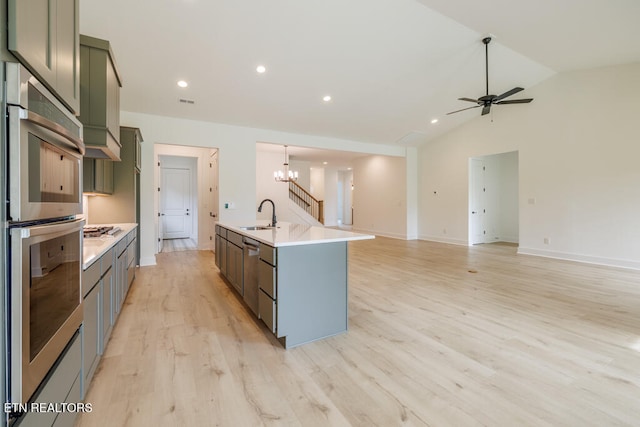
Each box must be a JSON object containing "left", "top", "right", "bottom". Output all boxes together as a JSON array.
[{"left": 419, "top": 63, "right": 640, "bottom": 269}]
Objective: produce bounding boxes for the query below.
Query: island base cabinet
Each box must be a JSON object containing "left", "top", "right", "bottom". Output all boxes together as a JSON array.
[{"left": 276, "top": 242, "right": 348, "bottom": 348}]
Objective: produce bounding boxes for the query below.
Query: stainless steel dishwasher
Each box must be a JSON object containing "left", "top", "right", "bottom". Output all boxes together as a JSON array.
[{"left": 242, "top": 237, "right": 260, "bottom": 316}]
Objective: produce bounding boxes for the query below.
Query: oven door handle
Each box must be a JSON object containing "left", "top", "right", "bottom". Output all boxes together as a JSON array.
[
  {"left": 15, "top": 218, "right": 85, "bottom": 239},
  {"left": 20, "top": 109, "right": 86, "bottom": 155}
]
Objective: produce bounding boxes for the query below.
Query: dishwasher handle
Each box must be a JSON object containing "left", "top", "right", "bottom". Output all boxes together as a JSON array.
[{"left": 243, "top": 238, "right": 260, "bottom": 255}]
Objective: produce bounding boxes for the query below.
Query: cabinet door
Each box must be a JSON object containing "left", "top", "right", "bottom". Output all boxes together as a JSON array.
[
  {"left": 82, "top": 282, "right": 100, "bottom": 387},
  {"left": 105, "top": 58, "right": 120, "bottom": 143},
  {"left": 101, "top": 266, "right": 113, "bottom": 345},
  {"left": 54, "top": 0, "right": 80, "bottom": 113},
  {"left": 214, "top": 235, "right": 221, "bottom": 269},
  {"left": 220, "top": 238, "right": 228, "bottom": 276},
  {"left": 135, "top": 135, "right": 142, "bottom": 172},
  {"left": 8, "top": 0, "right": 57, "bottom": 88},
  {"left": 103, "top": 159, "right": 114, "bottom": 194}
]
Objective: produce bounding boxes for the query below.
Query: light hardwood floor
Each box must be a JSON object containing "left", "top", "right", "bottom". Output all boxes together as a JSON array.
[{"left": 75, "top": 238, "right": 640, "bottom": 426}]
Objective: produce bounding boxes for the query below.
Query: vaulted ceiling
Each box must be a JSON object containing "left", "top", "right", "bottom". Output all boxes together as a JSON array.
[{"left": 80, "top": 0, "right": 640, "bottom": 147}]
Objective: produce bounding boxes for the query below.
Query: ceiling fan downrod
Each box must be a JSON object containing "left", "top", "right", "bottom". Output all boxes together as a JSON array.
[{"left": 483, "top": 36, "right": 491, "bottom": 97}]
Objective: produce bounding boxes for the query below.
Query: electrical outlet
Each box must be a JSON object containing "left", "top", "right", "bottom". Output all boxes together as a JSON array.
[
  {"left": 442, "top": 228, "right": 447, "bottom": 234},
  {"left": 543, "top": 237, "right": 550, "bottom": 245}
]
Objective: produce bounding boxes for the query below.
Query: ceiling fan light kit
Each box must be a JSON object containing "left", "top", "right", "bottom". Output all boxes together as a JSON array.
[{"left": 447, "top": 36, "right": 533, "bottom": 117}]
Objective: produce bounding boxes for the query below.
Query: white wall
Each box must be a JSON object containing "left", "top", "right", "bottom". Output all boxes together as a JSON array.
[
  {"left": 310, "top": 168, "right": 325, "bottom": 199},
  {"left": 289, "top": 159, "right": 311, "bottom": 190},
  {"left": 352, "top": 155, "right": 408, "bottom": 238},
  {"left": 419, "top": 63, "right": 640, "bottom": 269},
  {"left": 323, "top": 168, "right": 339, "bottom": 226},
  {"left": 123, "top": 111, "right": 407, "bottom": 265},
  {"left": 256, "top": 149, "right": 291, "bottom": 224}
]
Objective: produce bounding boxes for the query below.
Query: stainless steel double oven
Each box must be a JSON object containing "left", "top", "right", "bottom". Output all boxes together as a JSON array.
[{"left": 4, "top": 63, "right": 85, "bottom": 404}]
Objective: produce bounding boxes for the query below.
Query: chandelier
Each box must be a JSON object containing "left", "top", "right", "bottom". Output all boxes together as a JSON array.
[{"left": 274, "top": 145, "right": 298, "bottom": 182}]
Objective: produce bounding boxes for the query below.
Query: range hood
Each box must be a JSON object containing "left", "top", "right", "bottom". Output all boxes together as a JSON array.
[{"left": 79, "top": 35, "right": 122, "bottom": 161}]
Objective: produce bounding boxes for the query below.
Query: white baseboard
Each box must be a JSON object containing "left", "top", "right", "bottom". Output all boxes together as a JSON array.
[
  {"left": 351, "top": 227, "right": 408, "bottom": 240},
  {"left": 139, "top": 256, "right": 157, "bottom": 267},
  {"left": 517, "top": 247, "right": 640, "bottom": 271},
  {"left": 418, "top": 235, "right": 469, "bottom": 246}
]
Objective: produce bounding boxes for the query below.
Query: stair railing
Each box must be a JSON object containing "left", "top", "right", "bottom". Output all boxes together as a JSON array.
[{"left": 289, "top": 181, "right": 324, "bottom": 224}]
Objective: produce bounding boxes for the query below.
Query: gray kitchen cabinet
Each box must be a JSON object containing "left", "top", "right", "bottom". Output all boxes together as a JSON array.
[
  {"left": 8, "top": 0, "right": 80, "bottom": 114},
  {"left": 87, "top": 127, "right": 142, "bottom": 262},
  {"left": 226, "top": 231, "right": 244, "bottom": 295},
  {"left": 258, "top": 243, "right": 277, "bottom": 333},
  {"left": 15, "top": 333, "right": 81, "bottom": 427},
  {"left": 79, "top": 35, "right": 122, "bottom": 160},
  {"left": 115, "top": 239, "right": 127, "bottom": 315},
  {"left": 81, "top": 246, "right": 114, "bottom": 398},
  {"left": 215, "top": 225, "right": 228, "bottom": 276},
  {"left": 215, "top": 225, "right": 243, "bottom": 295},
  {"left": 101, "top": 262, "right": 114, "bottom": 345},
  {"left": 114, "top": 228, "right": 137, "bottom": 315},
  {"left": 82, "top": 281, "right": 100, "bottom": 390},
  {"left": 83, "top": 158, "right": 113, "bottom": 195}
]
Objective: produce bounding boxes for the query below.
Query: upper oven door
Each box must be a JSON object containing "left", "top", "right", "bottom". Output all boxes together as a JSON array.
[{"left": 7, "top": 63, "right": 84, "bottom": 223}]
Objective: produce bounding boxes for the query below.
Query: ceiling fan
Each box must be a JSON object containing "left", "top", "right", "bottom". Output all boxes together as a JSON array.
[{"left": 447, "top": 36, "right": 533, "bottom": 116}]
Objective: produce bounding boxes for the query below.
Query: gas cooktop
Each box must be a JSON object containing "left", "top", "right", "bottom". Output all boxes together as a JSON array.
[{"left": 83, "top": 226, "right": 120, "bottom": 238}]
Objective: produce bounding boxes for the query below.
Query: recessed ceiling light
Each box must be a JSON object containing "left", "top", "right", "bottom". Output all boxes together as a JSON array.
[
  {"left": 256, "top": 65, "right": 266, "bottom": 74},
  {"left": 347, "top": 167, "right": 352, "bottom": 170},
  {"left": 323, "top": 161, "right": 328, "bottom": 165},
  {"left": 323, "top": 95, "right": 332, "bottom": 102},
  {"left": 431, "top": 118, "right": 439, "bottom": 124},
  {"left": 177, "top": 80, "right": 188, "bottom": 88}
]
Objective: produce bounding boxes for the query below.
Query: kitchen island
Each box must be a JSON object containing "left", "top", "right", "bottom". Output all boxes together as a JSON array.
[{"left": 215, "top": 222, "right": 374, "bottom": 348}]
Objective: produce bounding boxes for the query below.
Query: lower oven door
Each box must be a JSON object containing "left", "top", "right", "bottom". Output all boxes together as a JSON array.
[{"left": 10, "top": 218, "right": 84, "bottom": 403}]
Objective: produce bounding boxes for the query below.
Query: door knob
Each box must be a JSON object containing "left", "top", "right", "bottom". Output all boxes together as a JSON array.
[
  {"left": 471, "top": 211, "right": 477, "bottom": 214},
  {"left": 186, "top": 212, "right": 190, "bottom": 215}
]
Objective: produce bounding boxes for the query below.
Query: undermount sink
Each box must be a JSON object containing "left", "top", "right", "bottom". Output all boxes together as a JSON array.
[{"left": 240, "top": 226, "right": 275, "bottom": 231}]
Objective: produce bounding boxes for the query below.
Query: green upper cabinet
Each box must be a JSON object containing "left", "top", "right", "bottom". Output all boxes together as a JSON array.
[
  {"left": 8, "top": 0, "right": 80, "bottom": 114},
  {"left": 79, "top": 35, "right": 123, "bottom": 161}
]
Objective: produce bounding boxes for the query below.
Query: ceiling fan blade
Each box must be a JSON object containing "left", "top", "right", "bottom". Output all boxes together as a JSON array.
[
  {"left": 496, "top": 98, "right": 533, "bottom": 104},
  {"left": 446, "top": 105, "right": 481, "bottom": 115},
  {"left": 481, "top": 104, "right": 491, "bottom": 115},
  {"left": 458, "top": 97, "right": 479, "bottom": 103},
  {"left": 494, "top": 87, "right": 524, "bottom": 102}
]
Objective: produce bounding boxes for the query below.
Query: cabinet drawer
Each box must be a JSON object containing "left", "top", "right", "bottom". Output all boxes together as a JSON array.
[
  {"left": 259, "top": 243, "right": 276, "bottom": 266},
  {"left": 227, "top": 230, "right": 243, "bottom": 247},
  {"left": 116, "top": 237, "right": 127, "bottom": 256},
  {"left": 102, "top": 247, "right": 115, "bottom": 270},
  {"left": 215, "top": 225, "right": 227, "bottom": 239},
  {"left": 258, "top": 259, "right": 276, "bottom": 299},
  {"left": 258, "top": 290, "right": 276, "bottom": 334},
  {"left": 127, "top": 228, "right": 136, "bottom": 245},
  {"left": 83, "top": 259, "right": 101, "bottom": 298},
  {"left": 126, "top": 241, "right": 136, "bottom": 265}
]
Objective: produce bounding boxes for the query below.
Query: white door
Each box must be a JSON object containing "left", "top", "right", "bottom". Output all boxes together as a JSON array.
[
  {"left": 161, "top": 167, "right": 192, "bottom": 239},
  {"left": 469, "top": 158, "right": 487, "bottom": 244},
  {"left": 208, "top": 151, "right": 219, "bottom": 251}
]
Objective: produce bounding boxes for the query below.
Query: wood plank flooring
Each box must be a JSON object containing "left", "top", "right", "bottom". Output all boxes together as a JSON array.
[
  {"left": 161, "top": 238, "right": 197, "bottom": 253},
  {"left": 75, "top": 238, "right": 640, "bottom": 426}
]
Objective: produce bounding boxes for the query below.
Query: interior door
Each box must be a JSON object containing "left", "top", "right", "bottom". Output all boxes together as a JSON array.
[
  {"left": 161, "top": 167, "right": 192, "bottom": 239},
  {"left": 469, "top": 158, "right": 487, "bottom": 245},
  {"left": 208, "top": 151, "right": 219, "bottom": 251}
]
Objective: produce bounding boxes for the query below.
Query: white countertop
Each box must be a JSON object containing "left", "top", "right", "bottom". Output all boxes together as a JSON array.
[
  {"left": 83, "top": 223, "right": 137, "bottom": 269},
  {"left": 218, "top": 221, "right": 375, "bottom": 247}
]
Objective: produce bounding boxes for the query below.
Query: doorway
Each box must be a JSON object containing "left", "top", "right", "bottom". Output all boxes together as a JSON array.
[
  {"left": 159, "top": 155, "right": 197, "bottom": 252},
  {"left": 468, "top": 151, "right": 519, "bottom": 245}
]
